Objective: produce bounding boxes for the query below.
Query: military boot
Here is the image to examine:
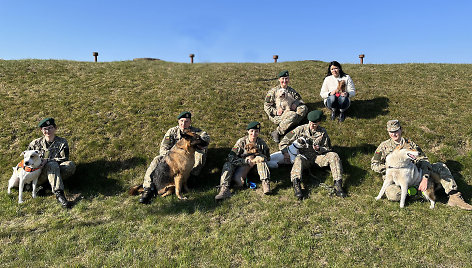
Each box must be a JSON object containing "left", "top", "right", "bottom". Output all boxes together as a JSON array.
[
  {"left": 447, "top": 191, "right": 472, "bottom": 210},
  {"left": 55, "top": 190, "right": 70, "bottom": 209},
  {"left": 293, "top": 178, "right": 303, "bottom": 200},
  {"left": 215, "top": 185, "right": 231, "bottom": 200},
  {"left": 334, "top": 180, "right": 347, "bottom": 198},
  {"left": 139, "top": 184, "right": 156, "bottom": 204},
  {"left": 262, "top": 180, "right": 271, "bottom": 195}
]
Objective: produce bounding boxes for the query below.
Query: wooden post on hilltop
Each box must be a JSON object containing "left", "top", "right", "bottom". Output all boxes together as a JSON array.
[
  {"left": 189, "top": 54, "right": 195, "bottom": 64},
  {"left": 93, "top": 52, "right": 99, "bottom": 62},
  {"left": 273, "top": 55, "right": 278, "bottom": 63},
  {"left": 359, "top": 54, "right": 365, "bottom": 64}
]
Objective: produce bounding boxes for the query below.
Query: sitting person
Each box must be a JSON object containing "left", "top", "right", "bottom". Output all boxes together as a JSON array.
[
  {"left": 319, "top": 61, "right": 356, "bottom": 122},
  {"left": 279, "top": 110, "right": 346, "bottom": 200},
  {"left": 215, "top": 122, "right": 271, "bottom": 200},
  {"left": 264, "top": 70, "right": 308, "bottom": 143},
  {"left": 139, "top": 111, "right": 210, "bottom": 204},
  {"left": 371, "top": 119, "right": 472, "bottom": 210},
  {"left": 27, "top": 118, "right": 76, "bottom": 208}
]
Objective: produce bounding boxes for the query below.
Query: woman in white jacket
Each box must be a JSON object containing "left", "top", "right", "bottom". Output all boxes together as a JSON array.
[{"left": 320, "top": 61, "right": 355, "bottom": 122}]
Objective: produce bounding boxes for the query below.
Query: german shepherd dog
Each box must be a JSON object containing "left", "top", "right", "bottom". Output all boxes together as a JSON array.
[
  {"left": 151, "top": 129, "right": 208, "bottom": 200},
  {"left": 375, "top": 142, "right": 436, "bottom": 209}
]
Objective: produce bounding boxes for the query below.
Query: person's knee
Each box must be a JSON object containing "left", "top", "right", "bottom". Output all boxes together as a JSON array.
[
  {"left": 385, "top": 185, "right": 401, "bottom": 201},
  {"left": 44, "top": 161, "right": 60, "bottom": 172}
]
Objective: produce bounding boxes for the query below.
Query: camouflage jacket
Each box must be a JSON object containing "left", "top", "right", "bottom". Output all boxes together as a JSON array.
[
  {"left": 279, "top": 124, "right": 331, "bottom": 159},
  {"left": 227, "top": 136, "right": 270, "bottom": 166},
  {"left": 159, "top": 125, "right": 210, "bottom": 156},
  {"left": 27, "top": 136, "right": 70, "bottom": 164},
  {"left": 371, "top": 137, "right": 430, "bottom": 175},
  {"left": 264, "top": 85, "right": 305, "bottom": 118}
]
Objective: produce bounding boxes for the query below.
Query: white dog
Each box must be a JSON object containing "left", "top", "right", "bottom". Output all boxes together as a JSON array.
[
  {"left": 8, "top": 150, "right": 43, "bottom": 204},
  {"left": 268, "top": 137, "right": 309, "bottom": 168},
  {"left": 375, "top": 145, "right": 436, "bottom": 209},
  {"left": 275, "top": 88, "right": 299, "bottom": 112}
]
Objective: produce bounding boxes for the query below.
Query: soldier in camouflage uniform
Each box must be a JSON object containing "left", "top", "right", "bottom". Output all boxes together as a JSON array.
[
  {"left": 279, "top": 110, "right": 346, "bottom": 200},
  {"left": 215, "top": 121, "right": 271, "bottom": 200},
  {"left": 371, "top": 119, "right": 472, "bottom": 210},
  {"left": 264, "top": 70, "right": 308, "bottom": 143},
  {"left": 27, "top": 118, "right": 76, "bottom": 208},
  {"left": 139, "top": 111, "right": 210, "bottom": 204}
]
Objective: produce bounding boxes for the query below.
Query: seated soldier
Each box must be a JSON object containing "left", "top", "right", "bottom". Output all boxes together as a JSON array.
[
  {"left": 264, "top": 70, "right": 308, "bottom": 143},
  {"left": 215, "top": 121, "right": 271, "bottom": 200},
  {"left": 371, "top": 119, "right": 472, "bottom": 210},
  {"left": 139, "top": 111, "right": 210, "bottom": 204},
  {"left": 279, "top": 110, "right": 346, "bottom": 200},
  {"left": 27, "top": 118, "right": 76, "bottom": 208}
]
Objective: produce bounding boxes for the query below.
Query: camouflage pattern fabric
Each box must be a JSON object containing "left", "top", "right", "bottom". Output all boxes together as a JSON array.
[
  {"left": 143, "top": 125, "right": 210, "bottom": 188},
  {"left": 279, "top": 124, "right": 343, "bottom": 182},
  {"left": 264, "top": 85, "right": 308, "bottom": 134},
  {"left": 27, "top": 136, "right": 75, "bottom": 191},
  {"left": 219, "top": 136, "right": 270, "bottom": 187},
  {"left": 371, "top": 137, "right": 458, "bottom": 197}
]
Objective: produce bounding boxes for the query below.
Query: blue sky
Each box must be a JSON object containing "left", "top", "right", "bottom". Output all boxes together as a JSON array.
[{"left": 1, "top": 0, "right": 471, "bottom": 64}]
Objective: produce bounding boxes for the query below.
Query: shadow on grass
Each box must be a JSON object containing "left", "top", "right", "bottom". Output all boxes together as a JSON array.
[
  {"left": 349, "top": 97, "right": 389, "bottom": 119},
  {"left": 66, "top": 157, "right": 147, "bottom": 197},
  {"left": 445, "top": 160, "right": 472, "bottom": 202},
  {"left": 305, "top": 97, "right": 389, "bottom": 120}
]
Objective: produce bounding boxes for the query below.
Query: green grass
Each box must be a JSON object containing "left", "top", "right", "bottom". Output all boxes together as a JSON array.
[{"left": 1, "top": 59, "right": 472, "bottom": 267}]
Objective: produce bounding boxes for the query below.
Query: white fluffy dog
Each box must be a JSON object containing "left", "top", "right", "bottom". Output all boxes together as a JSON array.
[
  {"left": 268, "top": 137, "right": 309, "bottom": 168},
  {"left": 8, "top": 150, "right": 43, "bottom": 204},
  {"left": 375, "top": 145, "right": 436, "bottom": 209}
]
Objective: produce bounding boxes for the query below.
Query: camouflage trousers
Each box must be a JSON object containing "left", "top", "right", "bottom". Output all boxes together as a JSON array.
[
  {"left": 37, "top": 161, "right": 76, "bottom": 191},
  {"left": 219, "top": 161, "right": 270, "bottom": 187},
  {"left": 383, "top": 162, "right": 458, "bottom": 201},
  {"left": 290, "top": 152, "right": 343, "bottom": 182},
  {"left": 143, "top": 150, "right": 207, "bottom": 188},
  {"left": 269, "top": 105, "right": 308, "bottom": 135}
]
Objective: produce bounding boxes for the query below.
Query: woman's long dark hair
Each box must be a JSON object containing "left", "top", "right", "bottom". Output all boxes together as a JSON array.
[{"left": 326, "top": 61, "right": 347, "bottom": 77}]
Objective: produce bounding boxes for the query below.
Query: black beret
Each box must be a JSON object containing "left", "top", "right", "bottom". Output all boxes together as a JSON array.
[
  {"left": 278, "top": 70, "right": 289, "bottom": 78},
  {"left": 38, "top": 117, "right": 56, "bottom": 128},
  {"left": 307, "top": 110, "right": 322, "bottom": 122},
  {"left": 246, "top": 121, "right": 261, "bottom": 130},
  {"left": 177, "top": 111, "right": 192, "bottom": 119}
]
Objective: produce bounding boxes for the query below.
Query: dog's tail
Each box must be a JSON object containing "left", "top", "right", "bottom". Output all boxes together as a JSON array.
[{"left": 128, "top": 184, "right": 144, "bottom": 195}]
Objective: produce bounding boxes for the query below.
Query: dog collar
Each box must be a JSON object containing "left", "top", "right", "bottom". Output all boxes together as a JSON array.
[{"left": 18, "top": 159, "right": 41, "bottom": 172}]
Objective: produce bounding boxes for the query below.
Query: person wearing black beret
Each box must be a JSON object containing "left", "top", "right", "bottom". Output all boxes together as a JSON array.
[
  {"left": 139, "top": 111, "right": 210, "bottom": 204},
  {"left": 264, "top": 70, "right": 308, "bottom": 143},
  {"left": 279, "top": 110, "right": 347, "bottom": 200},
  {"left": 215, "top": 121, "right": 272, "bottom": 200},
  {"left": 25, "top": 117, "right": 76, "bottom": 208}
]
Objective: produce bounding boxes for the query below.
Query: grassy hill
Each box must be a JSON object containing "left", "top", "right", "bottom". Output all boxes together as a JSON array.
[{"left": 1, "top": 59, "right": 472, "bottom": 267}]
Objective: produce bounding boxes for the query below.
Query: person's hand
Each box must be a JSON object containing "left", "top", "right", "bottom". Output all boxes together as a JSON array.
[
  {"left": 330, "top": 89, "right": 337, "bottom": 96},
  {"left": 245, "top": 157, "right": 255, "bottom": 167},
  {"left": 283, "top": 152, "right": 290, "bottom": 164},
  {"left": 313, "top": 145, "right": 320, "bottom": 151},
  {"left": 290, "top": 103, "right": 297, "bottom": 111},
  {"left": 418, "top": 176, "right": 428, "bottom": 192},
  {"left": 277, "top": 108, "right": 283, "bottom": 116}
]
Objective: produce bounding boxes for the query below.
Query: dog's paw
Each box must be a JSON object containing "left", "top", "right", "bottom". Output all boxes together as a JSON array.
[
  {"left": 178, "top": 195, "right": 188, "bottom": 200},
  {"left": 18, "top": 200, "right": 24, "bottom": 204},
  {"left": 375, "top": 196, "right": 382, "bottom": 201}
]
